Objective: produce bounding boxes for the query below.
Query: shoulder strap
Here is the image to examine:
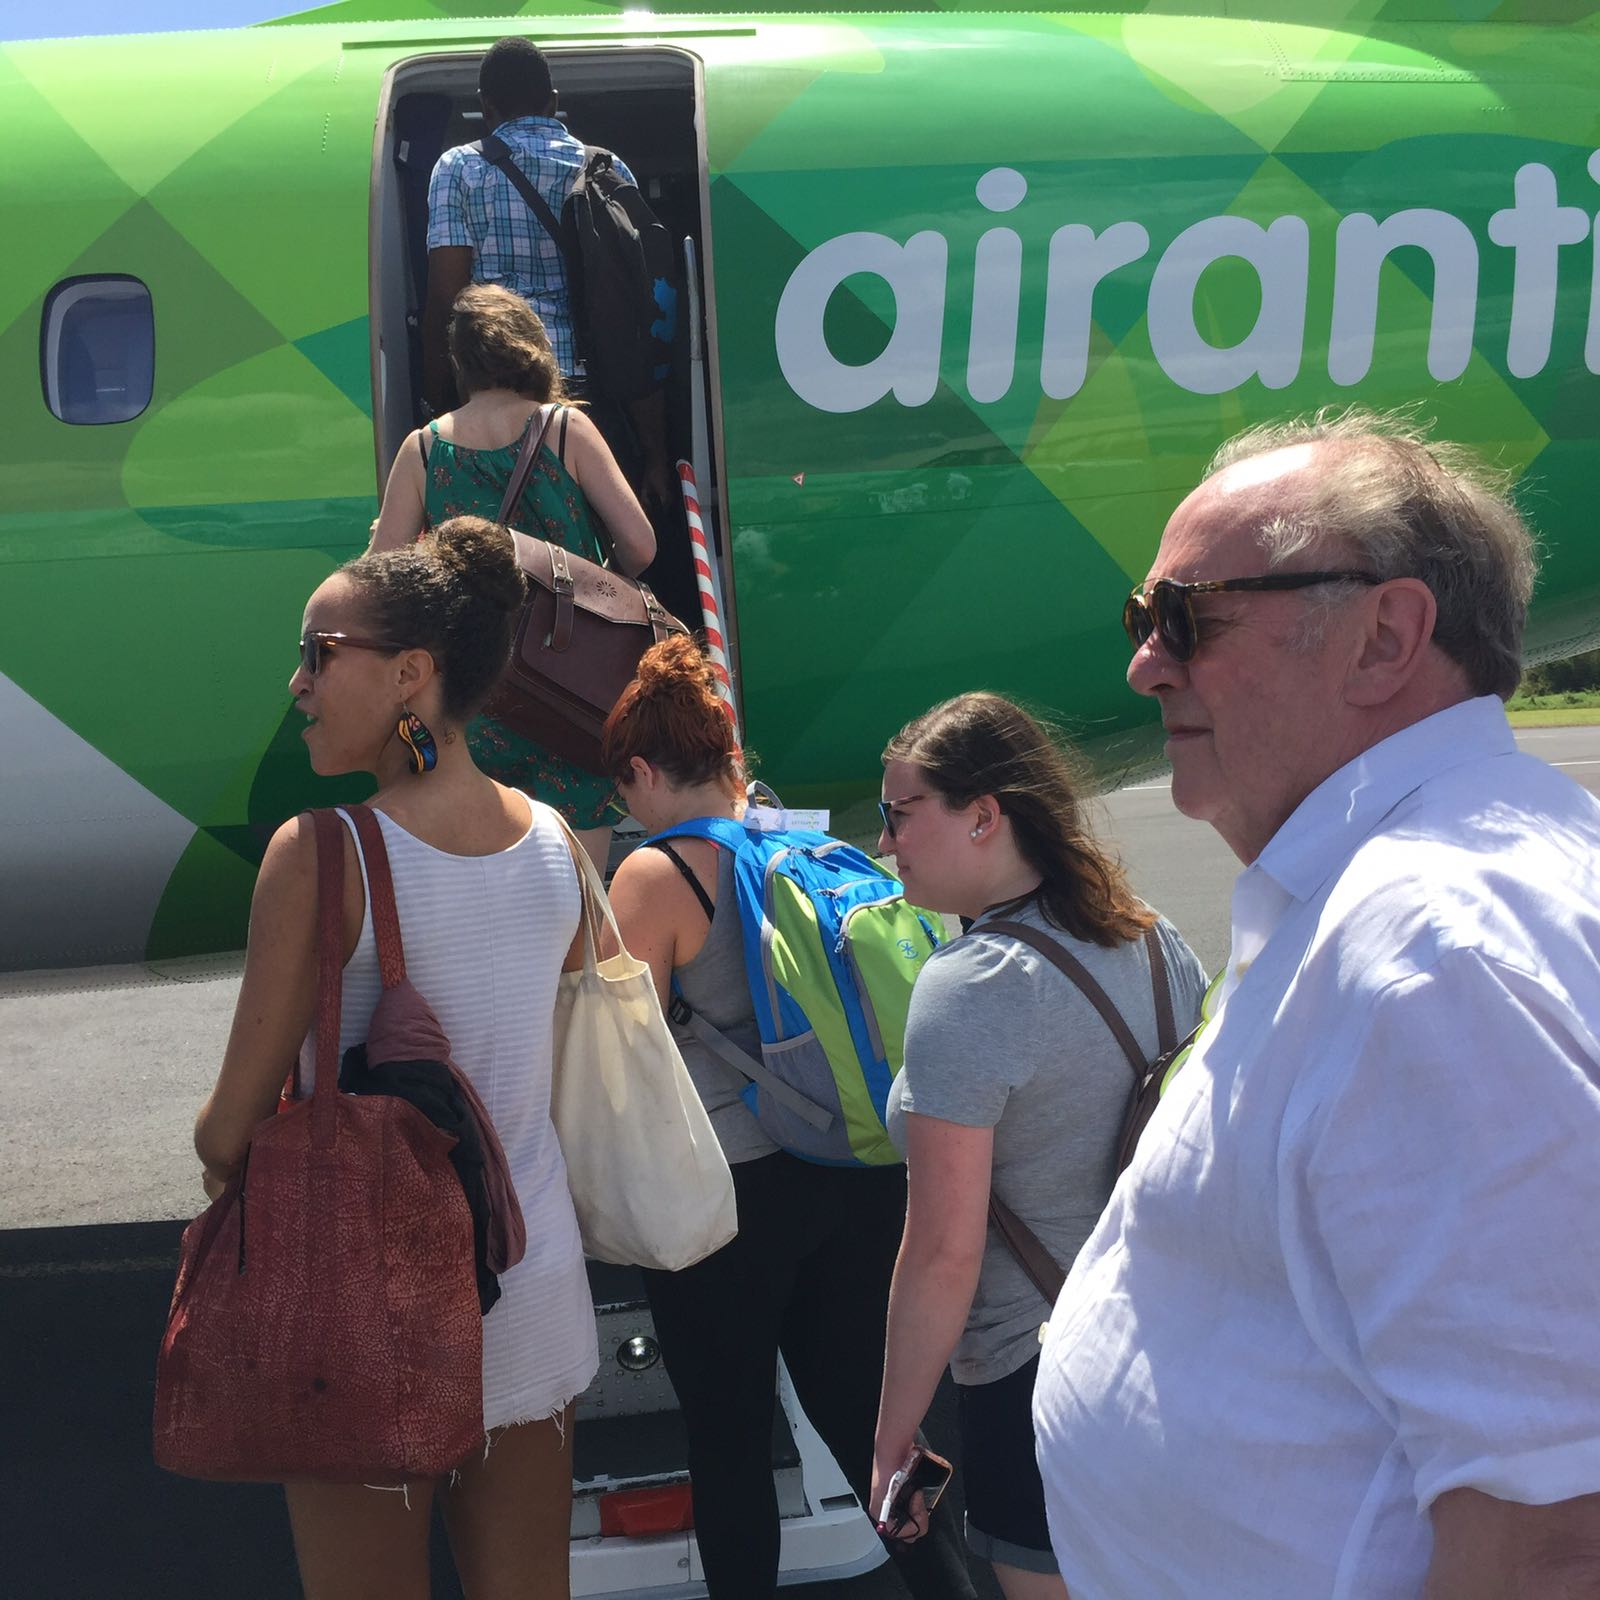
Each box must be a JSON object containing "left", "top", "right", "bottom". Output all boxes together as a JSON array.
[
  {"left": 342, "top": 806, "right": 406, "bottom": 991},
  {"left": 676, "top": 1005, "right": 835, "bottom": 1134},
  {"left": 416, "top": 428, "right": 428, "bottom": 468},
  {"left": 557, "top": 404, "right": 570, "bottom": 460},
  {"left": 982, "top": 920, "right": 1145, "bottom": 1081},
  {"left": 988, "top": 1194, "right": 1065, "bottom": 1306},
  {"left": 477, "top": 134, "right": 574, "bottom": 275},
  {"left": 1145, "top": 923, "right": 1177, "bottom": 1055},
  {"left": 496, "top": 405, "right": 558, "bottom": 528},
  {"left": 308, "top": 810, "right": 347, "bottom": 1142},
  {"left": 647, "top": 815, "right": 752, "bottom": 854},
  {"left": 648, "top": 840, "right": 715, "bottom": 924}
]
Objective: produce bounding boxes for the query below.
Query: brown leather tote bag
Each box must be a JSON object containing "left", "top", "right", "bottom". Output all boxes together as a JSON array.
[
  {"left": 152, "top": 808, "right": 484, "bottom": 1483},
  {"left": 482, "top": 404, "right": 688, "bottom": 775}
]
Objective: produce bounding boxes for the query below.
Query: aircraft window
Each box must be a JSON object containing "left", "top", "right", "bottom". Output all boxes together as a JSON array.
[{"left": 40, "top": 275, "right": 154, "bottom": 425}]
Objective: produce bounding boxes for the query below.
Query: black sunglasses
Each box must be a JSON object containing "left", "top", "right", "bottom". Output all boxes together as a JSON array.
[
  {"left": 1122, "top": 570, "right": 1381, "bottom": 664},
  {"left": 298, "top": 632, "right": 403, "bottom": 676}
]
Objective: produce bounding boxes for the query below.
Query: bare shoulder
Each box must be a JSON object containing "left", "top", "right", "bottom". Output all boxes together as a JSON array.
[
  {"left": 610, "top": 838, "right": 679, "bottom": 897},
  {"left": 257, "top": 813, "right": 319, "bottom": 897}
]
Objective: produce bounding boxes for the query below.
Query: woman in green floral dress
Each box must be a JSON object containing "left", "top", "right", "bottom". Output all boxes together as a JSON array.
[{"left": 372, "top": 285, "right": 657, "bottom": 871}]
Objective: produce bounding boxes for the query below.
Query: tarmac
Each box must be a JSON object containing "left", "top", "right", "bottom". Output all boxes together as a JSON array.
[{"left": 4, "top": 724, "right": 1597, "bottom": 1598}]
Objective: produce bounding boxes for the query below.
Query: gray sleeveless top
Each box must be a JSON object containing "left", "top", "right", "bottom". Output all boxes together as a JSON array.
[{"left": 668, "top": 847, "right": 779, "bottom": 1166}]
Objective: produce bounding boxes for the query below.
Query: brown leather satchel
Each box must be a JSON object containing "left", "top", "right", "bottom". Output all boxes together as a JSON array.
[
  {"left": 484, "top": 404, "right": 688, "bottom": 775},
  {"left": 152, "top": 808, "right": 488, "bottom": 1482},
  {"left": 983, "top": 920, "right": 1186, "bottom": 1305}
]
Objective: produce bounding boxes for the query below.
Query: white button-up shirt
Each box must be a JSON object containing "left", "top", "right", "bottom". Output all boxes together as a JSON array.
[{"left": 1034, "top": 696, "right": 1600, "bottom": 1600}]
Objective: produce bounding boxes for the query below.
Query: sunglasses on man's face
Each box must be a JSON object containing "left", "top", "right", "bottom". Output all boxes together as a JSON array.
[
  {"left": 1122, "top": 570, "right": 1381, "bottom": 664},
  {"left": 298, "top": 632, "right": 402, "bottom": 676}
]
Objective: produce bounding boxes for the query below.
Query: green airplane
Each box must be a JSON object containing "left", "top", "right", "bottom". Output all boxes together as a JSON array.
[{"left": 6, "top": 0, "right": 1600, "bottom": 971}]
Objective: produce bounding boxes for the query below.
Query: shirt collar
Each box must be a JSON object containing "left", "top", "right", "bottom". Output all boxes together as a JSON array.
[
  {"left": 1253, "top": 696, "right": 1515, "bottom": 905},
  {"left": 492, "top": 115, "right": 565, "bottom": 138}
]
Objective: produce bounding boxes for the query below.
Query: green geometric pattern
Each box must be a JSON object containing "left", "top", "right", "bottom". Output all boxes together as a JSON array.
[{"left": 4, "top": 4, "right": 1598, "bottom": 958}]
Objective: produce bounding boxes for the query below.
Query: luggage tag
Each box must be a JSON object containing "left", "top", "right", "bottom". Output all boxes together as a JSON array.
[{"left": 743, "top": 808, "right": 830, "bottom": 833}]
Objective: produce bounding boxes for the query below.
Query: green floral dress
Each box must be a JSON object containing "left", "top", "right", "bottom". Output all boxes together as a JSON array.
[{"left": 422, "top": 408, "right": 622, "bottom": 828}]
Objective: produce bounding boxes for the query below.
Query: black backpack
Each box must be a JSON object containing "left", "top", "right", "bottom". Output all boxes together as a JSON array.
[{"left": 476, "top": 135, "right": 677, "bottom": 404}]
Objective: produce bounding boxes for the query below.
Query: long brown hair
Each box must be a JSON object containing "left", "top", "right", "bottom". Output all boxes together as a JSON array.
[
  {"left": 603, "top": 635, "right": 743, "bottom": 791},
  {"left": 447, "top": 283, "right": 566, "bottom": 402},
  {"left": 883, "top": 693, "right": 1152, "bottom": 946}
]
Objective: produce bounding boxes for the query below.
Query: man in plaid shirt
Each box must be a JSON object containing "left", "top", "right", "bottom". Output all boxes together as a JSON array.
[{"left": 422, "top": 38, "right": 671, "bottom": 508}]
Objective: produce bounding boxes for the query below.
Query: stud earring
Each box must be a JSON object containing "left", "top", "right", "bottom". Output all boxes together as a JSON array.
[
  {"left": 398, "top": 706, "right": 438, "bottom": 775},
  {"left": 970, "top": 827, "right": 982, "bottom": 839}
]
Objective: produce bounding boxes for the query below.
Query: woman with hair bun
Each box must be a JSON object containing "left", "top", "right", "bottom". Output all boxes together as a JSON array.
[
  {"left": 371, "top": 282, "right": 657, "bottom": 870},
  {"left": 604, "top": 638, "right": 978, "bottom": 1600},
  {"left": 193, "top": 514, "right": 599, "bottom": 1599},
  {"left": 870, "top": 693, "right": 1208, "bottom": 1599}
]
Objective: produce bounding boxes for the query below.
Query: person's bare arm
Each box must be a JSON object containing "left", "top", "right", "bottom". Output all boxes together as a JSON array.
[
  {"left": 193, "top": 818, "right": 325, "bottom": 1191},
  {"left": 607, "top": 846, "right": 687, "bottom": 1007},
  {"left": 563, "top": 406, "right": 657, "bottom": 577},
  {"left": 421, "top": 246, "right": 473, "bottom": 416},
  {"left": 1425, "top": 1487, "right": 1600, "bottom": 1599},
  {"left": 871, "top": 1113, "right": 992, "bottom": 1537},
  {"left": 369, "top": 429, "right": 429, "bottom": 552}
]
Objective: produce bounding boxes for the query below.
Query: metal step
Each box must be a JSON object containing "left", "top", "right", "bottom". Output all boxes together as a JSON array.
[{"left": 572, "top": 1262, "right": 807, "bottom": 1537}]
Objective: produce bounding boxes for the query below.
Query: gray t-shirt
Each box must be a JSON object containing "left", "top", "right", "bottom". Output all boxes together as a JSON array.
[{"left": 887, "top": 897, "right": 1207, "bottom": 1385}]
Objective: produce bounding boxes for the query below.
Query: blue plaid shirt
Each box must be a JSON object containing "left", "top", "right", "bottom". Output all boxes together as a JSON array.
[{"left": 426, "top": 116, "right": 636, "bottom": 378}]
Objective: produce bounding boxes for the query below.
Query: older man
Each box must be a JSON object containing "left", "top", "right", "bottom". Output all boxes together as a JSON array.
[{"left": 1033, "top": 411, "right": 1600, "bottom": 1599}]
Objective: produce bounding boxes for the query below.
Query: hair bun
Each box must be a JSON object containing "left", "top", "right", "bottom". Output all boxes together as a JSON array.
[{"left": 430, "top": 515, "right": 526, "bottom": 614}]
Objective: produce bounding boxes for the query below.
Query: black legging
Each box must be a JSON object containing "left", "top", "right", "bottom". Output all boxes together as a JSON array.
[{"left": 641, "top": 1152, "right": 978, "bottom": 1600}]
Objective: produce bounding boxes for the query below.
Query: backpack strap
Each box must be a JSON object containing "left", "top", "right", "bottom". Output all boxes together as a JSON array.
[
  {"left": 644, "top": 818, "right": 835, "bottom": 1135},
  {"left": 648, "top": 840, "right": 715, "bottom": 924},
  {"left": 989, "top": 1195, "right": 1065, "bottom": 1306},
  {"left": 342, "top": 805, "right": 407, "bottom": 991},
  {"left": 983, "top": 920, "right": 1146, "bottom": 1080},
  {"left": 495, "top": 404, "right": 559, "bottom": 528},
  {"left": 476, "top": 134, "right": 576, "bottom": 278},
  {"left": 673, "top": 1004, "right": 835, "bottom": 1134},
  {"left": 647, "top": 815, "right": 754, "bottom": 854},
  {"left": 978, "top": 919, "right": 1174, "bottom": 1307}
]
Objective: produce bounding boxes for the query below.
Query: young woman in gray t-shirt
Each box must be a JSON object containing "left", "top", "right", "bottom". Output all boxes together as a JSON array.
[{"left": 871, "top": 692, "right": 1206, "bottom": 1598}]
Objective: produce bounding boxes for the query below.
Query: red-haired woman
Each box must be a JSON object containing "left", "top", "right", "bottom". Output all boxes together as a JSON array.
[{"left": 604, "top": 638, "right": 977, "bottom": 1600}]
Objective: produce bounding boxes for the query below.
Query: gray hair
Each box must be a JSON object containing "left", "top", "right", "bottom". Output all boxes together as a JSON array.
[{"left": 1207, "top": 407, "right": 1538, "bottom": 699}]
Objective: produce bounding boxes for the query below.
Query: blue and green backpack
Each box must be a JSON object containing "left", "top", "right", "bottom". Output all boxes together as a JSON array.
[{"left": 645, "top": 815, "right": 942, "bottom": 1166}]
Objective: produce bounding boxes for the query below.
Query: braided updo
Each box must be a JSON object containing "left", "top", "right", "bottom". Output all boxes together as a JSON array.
[
  {"left": 602, "top": 635, "right": 743, "bottom": 791},
  {"left": 341, "top": 515, "right": 526, "bottom": 719}
]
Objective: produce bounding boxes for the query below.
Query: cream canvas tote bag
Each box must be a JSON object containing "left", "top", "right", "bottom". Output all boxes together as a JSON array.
[{"left": 551, "top": 821, "right": 738, "bottom": 1270}]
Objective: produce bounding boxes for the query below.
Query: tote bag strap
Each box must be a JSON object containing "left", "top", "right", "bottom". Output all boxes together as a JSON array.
[
  {"left": 342, "top": 805, "right": 408, "bottom": 990},
  {"left": 308, "top": 809, "right": 348, "bottom": 1146},
  {"left": 552, "top": 812, "right": 620, "bottom": 973},
  {"left": 495, "top": 405, "right": 559, "bottom": 529}
]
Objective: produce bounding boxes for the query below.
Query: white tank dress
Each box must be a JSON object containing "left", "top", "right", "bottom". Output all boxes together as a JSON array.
[{"left": 298, "top": 800, "right": 599, "bottom": 1432}]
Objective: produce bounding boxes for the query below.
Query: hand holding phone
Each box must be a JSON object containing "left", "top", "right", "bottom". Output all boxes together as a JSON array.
[{"left": 876, "top": 1444, "right": 953, "bottom": 1542}]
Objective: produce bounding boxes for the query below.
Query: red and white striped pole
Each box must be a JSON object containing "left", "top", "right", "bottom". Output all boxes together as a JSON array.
[{"left": 677, "top": 458, "right": 741, "bottom": 741}]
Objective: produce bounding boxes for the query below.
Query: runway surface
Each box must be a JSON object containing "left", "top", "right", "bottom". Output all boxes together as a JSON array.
[{"left": 4, "top": 723, "right": 1597, "bottom": 1598}]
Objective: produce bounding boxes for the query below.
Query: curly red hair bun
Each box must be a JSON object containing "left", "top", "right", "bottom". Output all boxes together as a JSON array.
[{"left": 603, "top": 635, "right": 742, "bottom": 790}]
